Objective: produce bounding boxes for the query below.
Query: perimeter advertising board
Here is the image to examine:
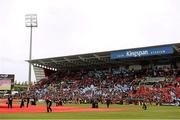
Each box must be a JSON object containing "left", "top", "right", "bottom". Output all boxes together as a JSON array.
[{"left": 0, "top": 74, "right": 14, "bottom": 90}]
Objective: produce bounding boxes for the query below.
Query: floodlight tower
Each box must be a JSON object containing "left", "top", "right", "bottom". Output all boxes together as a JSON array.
[{"left": 25, "top": 14, "right": 37, "bottom": 89}]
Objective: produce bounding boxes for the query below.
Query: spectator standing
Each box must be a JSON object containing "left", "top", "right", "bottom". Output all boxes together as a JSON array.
[
  {"left": 8, "top": 95, "right": 13, "bottom": 108},
  {"left": 45, "top": 96, "right": 52, "bottom": 112},
  {"left": 106, "top": 96, "right": 111, "bottom": 108},
  {"left": 20, "top": 96, "right": 25, "bottom": 108},
  {"left": 26, "top": 96, "right": 30, "bottom": 108}
]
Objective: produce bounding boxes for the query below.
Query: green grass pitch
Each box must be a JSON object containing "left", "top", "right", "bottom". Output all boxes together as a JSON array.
[{"left": 0, "top": 104, "right": 180, "bottom": 119}]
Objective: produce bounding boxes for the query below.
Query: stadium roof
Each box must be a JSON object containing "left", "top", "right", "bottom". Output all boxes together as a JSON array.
[{"left": 28, "top": 43, "right": 180, "bottom": 71}]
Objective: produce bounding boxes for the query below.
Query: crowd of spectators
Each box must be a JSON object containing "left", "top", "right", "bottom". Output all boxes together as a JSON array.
[{"left": 28, "top": 64, "right": 180, "bottom": 105}]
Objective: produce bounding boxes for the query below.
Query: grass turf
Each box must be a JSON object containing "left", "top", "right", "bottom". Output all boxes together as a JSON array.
[{"left": 0, "top": 104, "right": 180, "bottom": 119}]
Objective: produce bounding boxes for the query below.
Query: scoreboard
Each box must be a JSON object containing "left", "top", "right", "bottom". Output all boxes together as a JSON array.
[{"left": 0, "top": 74, "right": 14, "bottom": 90}]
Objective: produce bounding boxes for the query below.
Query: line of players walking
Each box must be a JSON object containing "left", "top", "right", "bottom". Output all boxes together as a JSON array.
[{"left": 7, "top": 95, "right": 147, "bottom": 113}]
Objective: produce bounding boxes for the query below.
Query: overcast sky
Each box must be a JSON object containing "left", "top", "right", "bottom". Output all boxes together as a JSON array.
[{"left": 0, "top": 0, "right": 180, "bottom": 82}]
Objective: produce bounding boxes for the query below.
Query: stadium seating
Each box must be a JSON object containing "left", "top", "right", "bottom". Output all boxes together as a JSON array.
[{"left": 27, "top": 65, "right": 180, "bottom": 105}]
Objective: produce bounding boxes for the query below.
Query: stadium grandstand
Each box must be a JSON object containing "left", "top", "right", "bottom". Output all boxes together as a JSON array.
[
  {"left": 27, "top": 43, "right": 180, "bottom": 106},
  {"left": 29, "top": 43, "right": 180, "bottom": 81}
]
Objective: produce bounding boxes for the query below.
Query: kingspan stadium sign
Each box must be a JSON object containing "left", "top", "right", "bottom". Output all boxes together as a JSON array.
[{"left": 111, "top": 45, "right": 174, "bottom": 59}]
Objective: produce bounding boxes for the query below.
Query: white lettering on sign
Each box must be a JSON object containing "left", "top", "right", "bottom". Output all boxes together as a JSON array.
[{"left": 126, "top": 50, "right": 149, "bottom": 57}]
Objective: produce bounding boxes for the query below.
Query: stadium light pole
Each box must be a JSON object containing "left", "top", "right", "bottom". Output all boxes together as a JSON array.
[{"left": 25, "top": 14, "right": 38, "bottom": 90}]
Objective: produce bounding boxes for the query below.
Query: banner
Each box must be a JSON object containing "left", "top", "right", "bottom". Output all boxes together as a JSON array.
[
  {"left": 0, "top": 74, "right": 14, "bottom": 90},
  {"left": 111, "top": 45, "right": 174, "bottom": 59}
]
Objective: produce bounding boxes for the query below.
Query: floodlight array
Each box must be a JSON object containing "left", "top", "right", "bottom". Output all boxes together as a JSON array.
[{"left": 33, "top": 63, "right": 57, "bottom": 71}]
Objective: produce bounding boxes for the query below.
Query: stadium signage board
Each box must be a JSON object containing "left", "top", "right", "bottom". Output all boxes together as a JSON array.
[
  {"left": 0, "top": 74, "right": 14, "bottom": 90},
  {"left": 111, "top": 45, "right": 174, "bottom": 59}
]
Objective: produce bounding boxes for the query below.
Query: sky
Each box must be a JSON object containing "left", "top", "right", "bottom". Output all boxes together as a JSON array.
[{"left": 0, "top": 0, "right": 180, "bottom": 82}]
